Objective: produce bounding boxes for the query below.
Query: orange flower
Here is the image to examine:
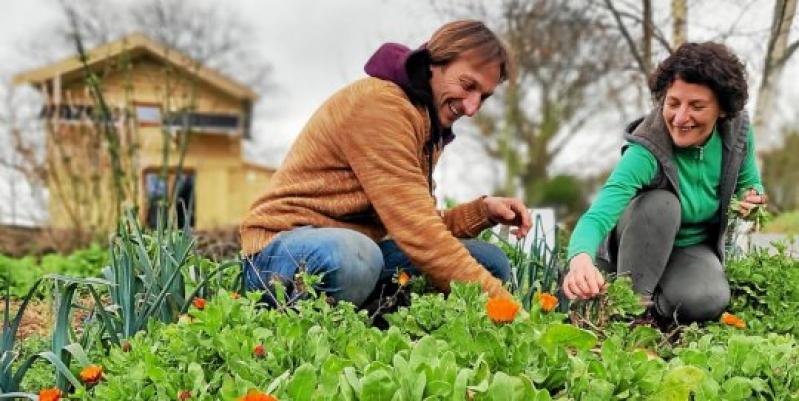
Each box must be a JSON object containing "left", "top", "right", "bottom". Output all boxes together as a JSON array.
[
  {"left": 485, "top": 297, "right": 520, "bottom": 323},
  {"left": 38, "top": 388, "right": 61, "bottom": 401},
  {"left": 538, "top": 292, "right": 558, "bottom": 312},
  {"left": 397, "top": 271, "right": 411, "bottom": 286},
  {"left": 178, "top": 390, "right": 192, "bottom": 400},
  {"left": 253, "top": 344, "right": 266, "bottom": 358},
  {"left": 79, "top": 364, "right": 103, "bottom": 385},
  {"left": 230, "top": 292, "right": 241, "bottom": 300},
  {"left": 721, "top": 312, "right": 746, "bottom": 329},
  {"left": 193, "top": 297, "right": 206, "bottom": 310},
  {"left": 237, "top": 389, "right": 278, "bottom": 401}
]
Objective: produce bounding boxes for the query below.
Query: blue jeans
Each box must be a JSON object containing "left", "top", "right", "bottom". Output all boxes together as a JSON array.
[{"left": 243, "top": 226, "right": 511, "bottom": 306}]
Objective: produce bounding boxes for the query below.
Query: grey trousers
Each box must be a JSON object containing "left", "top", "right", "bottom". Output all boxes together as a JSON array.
[{"left": 609, "top": 189, "right": 730, "bottom": 323}]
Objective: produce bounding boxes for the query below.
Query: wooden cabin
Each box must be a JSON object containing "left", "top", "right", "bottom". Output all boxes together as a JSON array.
[{"left": 14, "top": 33, "right": 273, "bottom": 232}]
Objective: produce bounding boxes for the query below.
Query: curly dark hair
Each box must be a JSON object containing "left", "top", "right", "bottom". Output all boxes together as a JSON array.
[{"left": 649, "top": 42, "right": 748, "bottom": 117}]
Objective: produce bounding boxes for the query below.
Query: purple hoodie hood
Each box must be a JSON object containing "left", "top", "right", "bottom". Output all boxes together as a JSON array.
[
  {"left": 364, "top": 43, "right": 455, "bottom": 146},
  {"left": 364, "top": 42, "right": 415, "bottom": 88}
]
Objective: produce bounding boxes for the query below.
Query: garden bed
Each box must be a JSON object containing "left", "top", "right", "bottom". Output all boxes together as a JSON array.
[{"left": 3, "top": 227, "right": 799, "bottom": 400}]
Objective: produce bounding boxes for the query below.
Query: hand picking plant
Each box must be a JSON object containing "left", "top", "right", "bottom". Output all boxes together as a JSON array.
[
  {"left": 569, "top": 276, "right": 646, "bottom": 330},
  {"left": 729, "top": 197, "right": 771, "bottom": 232}
]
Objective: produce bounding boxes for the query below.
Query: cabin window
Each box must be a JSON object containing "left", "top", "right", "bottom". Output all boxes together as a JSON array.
[
  {"left": 40, "top": 104, "right": 124, "bottom": 123},
  {"left": 135, "top": 105, "right": 162, "bottom": 126},
  {"left": 164, "top": 111, "right": 239, "bottom": 132}
]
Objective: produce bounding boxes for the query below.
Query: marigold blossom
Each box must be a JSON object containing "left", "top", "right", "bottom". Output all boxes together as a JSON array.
[
  {"left": 230, "top": 292, "right": 241, "bottom": 300},
  {"left": 253, "top": 344, "right": 266, "bottom": 358},
  {"left": 79, "top": 364, "right": 103, "bottom": 385},
  {"left": 538, "top": 292, "right": 558, "bottom": 312},
  {"left": 397, "top": 271, "right": 411, "bottom": 286},
  {"left": 237, "top": 389, "right": 278, "bottom": 401},
  {"left": 721, "top": 312, "right": 746, "bottom": 329},
  {"left": 486, "top": 297, "right": 520, "bottom": 323},
  {"left": 38, "top": 387, "right": 61, "bottom": 401},
  {"left": 193, "top": 297, "right": 206, "bottom": 310}
]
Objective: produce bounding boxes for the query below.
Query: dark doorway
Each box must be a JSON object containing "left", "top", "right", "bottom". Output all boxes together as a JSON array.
[{"left": 143, "top": 169, "right": 196, "bottom": 229}]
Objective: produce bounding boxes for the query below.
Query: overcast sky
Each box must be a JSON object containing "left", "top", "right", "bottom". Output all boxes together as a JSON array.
[
  {"left": 1, "top": 0, "right": 797, "bottom": 225},
  {"left": 0, "top": 0, "right": 447, "bottom": 164}
]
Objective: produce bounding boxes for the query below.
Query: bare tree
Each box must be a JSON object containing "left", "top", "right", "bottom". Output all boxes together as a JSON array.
[
  {"left": 1, "top": 0, "right": 272, "bottom": 247},
  {"left": 0, "top": 81, "right": 48, "bottom": 224},
  {"left": 438, "top": 1, "right": 632, "bottom": 207},
  {"left": 762, "top": 128, "right": 799, "bottom": 210},
  {"left": 754, "top": 0, "right": 798, "bottom": 150},
  {"left": 672, "top": 0, "right": 687, "bottom": 47},
  {"left": 600, "top": 0, "right": 675, "bottom": 78},
  {"left": 21, "top": 0, "right": 272, "bottom": 92}
]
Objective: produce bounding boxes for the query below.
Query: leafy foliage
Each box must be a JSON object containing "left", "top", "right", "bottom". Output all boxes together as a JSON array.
[
  {"left": 6, "top": 227, "right": 799, "bottom": 399},
  {"left": 0, "top": 245, "right": 107, "bottom": 299},
  {"left": 726, "top": 245, "right": 799, "bottom": 338}
]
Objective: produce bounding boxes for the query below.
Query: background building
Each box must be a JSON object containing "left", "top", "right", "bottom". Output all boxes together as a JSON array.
[{"left": 13, "top": 33, "right": 273, "bottom": 232}]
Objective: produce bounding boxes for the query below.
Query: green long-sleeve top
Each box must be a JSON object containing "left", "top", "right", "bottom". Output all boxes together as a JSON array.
[{"left": 568, "top": 127, "right": 764, "bottom": 262}]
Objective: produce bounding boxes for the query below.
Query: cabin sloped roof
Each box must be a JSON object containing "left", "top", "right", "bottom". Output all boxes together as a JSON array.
[{"left": 13, "top": 33, "right": 257, "bottom": 101}]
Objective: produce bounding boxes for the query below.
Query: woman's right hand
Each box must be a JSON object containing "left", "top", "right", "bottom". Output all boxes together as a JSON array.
[{"left": 562, "top": 253, "right": 607, "bottom": 300}]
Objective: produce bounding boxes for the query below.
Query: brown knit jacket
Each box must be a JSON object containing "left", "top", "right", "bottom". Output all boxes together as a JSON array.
[{"left": 241, "top": 77, "right": 512, "bottom": 299}]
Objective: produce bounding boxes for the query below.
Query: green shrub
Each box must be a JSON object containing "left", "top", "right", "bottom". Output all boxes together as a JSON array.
[
  {"left": 0, "top": 244, "right": 108, "bottom": 298},
  {"left": 763, "top": 210, "right": 799, "bottom": 234}
]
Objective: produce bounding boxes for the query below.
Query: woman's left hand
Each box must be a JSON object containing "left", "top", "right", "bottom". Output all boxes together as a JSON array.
[
  {"left": 737, "top": 189, "right": 768, "bottom": 218},
  {"left": 483, "top": 196, "right": 532, "bottom": 237}
]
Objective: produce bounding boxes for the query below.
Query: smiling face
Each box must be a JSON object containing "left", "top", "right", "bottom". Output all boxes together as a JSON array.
[
  {"left": 429, "top": 53, "right": 501, "bottom": 128},
  {"left": 662, "top": 78, "right": 723, "bottom": 148}
]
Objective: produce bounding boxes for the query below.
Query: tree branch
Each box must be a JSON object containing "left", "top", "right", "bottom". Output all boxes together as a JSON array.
[
  {"left": 602, "top": 0, "right": 649, "bottom": 76},
  {"left": 777, "top": 39, "right": 799, "bottom": 68}
]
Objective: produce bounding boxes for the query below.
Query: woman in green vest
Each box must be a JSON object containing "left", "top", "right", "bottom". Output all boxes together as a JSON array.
[{"left": 562, "top": 42, "right": 767, "bottom": 323}]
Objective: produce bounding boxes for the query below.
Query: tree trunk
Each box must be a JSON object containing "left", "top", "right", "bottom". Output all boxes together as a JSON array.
[
  {"left": 642, "top": 0, "right": 653, "bottom": 74},
  {"left": 754, "top": 0, "right": 798, "bottom": 152},
  {"left": 671, "top": 0, "right": 687, "bottom": 47}
]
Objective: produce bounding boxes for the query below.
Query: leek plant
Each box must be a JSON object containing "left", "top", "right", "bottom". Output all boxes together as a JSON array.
[
  {"left": 482, "top": 213, "right": 566, "bottom": 311},
  {"left": 0, "top": 280, "right": 82, "bottom": 397}
]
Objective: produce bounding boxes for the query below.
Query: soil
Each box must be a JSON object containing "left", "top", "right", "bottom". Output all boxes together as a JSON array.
[
  {"left": 5, "top": 297, "right": 95, "bottom": 341},
  {"left": 5, "top": 299, "right": 52, "bottom": 339}
]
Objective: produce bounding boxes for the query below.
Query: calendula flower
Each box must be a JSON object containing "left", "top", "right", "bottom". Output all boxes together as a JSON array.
[
  {"left": 38, "top": 388, "right": 61, "bottom": 401},
  {"left": 237, "top": 389, "right": 278, "bottom": 401},
  {"left": 79, "top": 364, "right": 103, "bottom": 385},
  {"left": 230, "top": 292, "right": 241, "bottom": 300},
  {"left": 192, "top": 297, "right": 206, "bottom": 310},
  {"left": 721, "top": 312, "right": 746, "bottom": 329},
  {"left": 253, "top": 344, "right": 266, "bottom": 358},
  {"left": 397, "top": 271, "right": 411, "bottom": 286},
  {"left": 178, "top": 390, "right": 192, "bottom": 400},
  {"left": 538, "top": 292, "right": 558, "bottom": 312},
  {"left": 486, "top": 297, "right": 520, "bottom": 323}
]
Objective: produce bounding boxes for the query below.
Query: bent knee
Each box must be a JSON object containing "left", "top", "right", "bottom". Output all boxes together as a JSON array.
[
  {"left": 304, "top": 229, "right": 383, "bottom": 274},
  {"left": 656, "top": 282, "right": 730, "bottom": 323},
  {"left": 632, "top": 190, "right": 681, "bottom": 226}
]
